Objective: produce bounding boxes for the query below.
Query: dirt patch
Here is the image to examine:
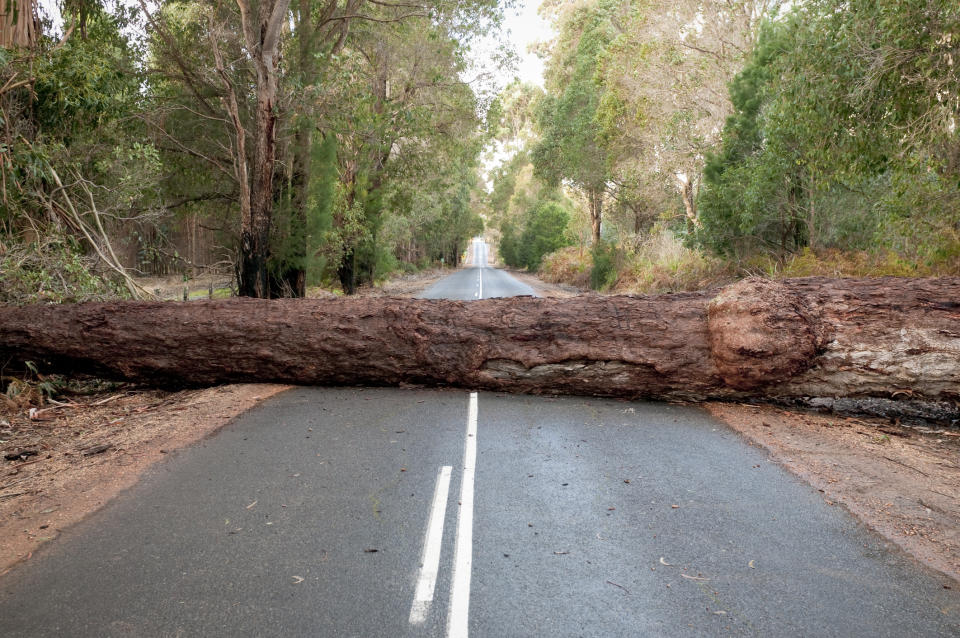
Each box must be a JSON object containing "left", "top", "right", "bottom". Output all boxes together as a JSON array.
[
  {"left": 503, "top": 269, "right": 586, "bottom": 298},
  {"left": 706, "top": 402, "right": 960, "bottom": 583},
  {"left": 353, "top": 268, "right": 451, "bottom": 297},
  {"left": 0, "top": 383, "right": 290, "bottom": 575}
]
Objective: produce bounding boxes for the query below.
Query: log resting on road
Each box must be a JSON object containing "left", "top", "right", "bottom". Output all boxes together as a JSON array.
[{"left": 0, "top": 277, "right": 957, "bottom": 405}]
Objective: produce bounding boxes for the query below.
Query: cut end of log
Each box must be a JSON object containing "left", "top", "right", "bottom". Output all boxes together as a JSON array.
[{"left": 708, "top": 278, "right": 825, "bottom": 391}]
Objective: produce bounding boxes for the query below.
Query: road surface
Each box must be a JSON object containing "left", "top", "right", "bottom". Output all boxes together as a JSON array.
[
  {"left": 1, "top": 239, "right": 958, "bottom": 637},
  {"left": 420, "top": 238, "right": 536, "bottom": 300}
]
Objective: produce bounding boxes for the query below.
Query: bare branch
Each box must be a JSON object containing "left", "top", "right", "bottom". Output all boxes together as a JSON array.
[{"left": 325, "top": 11, "right": 428, "bottom": 24}]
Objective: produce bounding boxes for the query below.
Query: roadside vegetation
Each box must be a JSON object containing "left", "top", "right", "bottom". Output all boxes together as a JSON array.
[
  {"left": 1, "top": 0, "right": 499, "bottom": 303},
  {"left": 486, "top": 0, "right": 960, "bottom": 293}
]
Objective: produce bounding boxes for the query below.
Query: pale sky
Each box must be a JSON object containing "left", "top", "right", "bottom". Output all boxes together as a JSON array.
[{"left": 500, "top": 0, "right": 553, "bottom": 87}]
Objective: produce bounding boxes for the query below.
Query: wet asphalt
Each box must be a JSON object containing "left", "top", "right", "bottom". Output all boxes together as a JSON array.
[{"left": 0, "top": 240, "right": 957, "bottom": 637}]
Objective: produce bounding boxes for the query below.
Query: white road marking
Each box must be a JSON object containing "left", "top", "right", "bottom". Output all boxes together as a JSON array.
[
  {"left": 409, "top": 465, "right": 453, "bottom": 625},
  {"left": 448, "top": 392, "right": 478, "bottom": 638}
]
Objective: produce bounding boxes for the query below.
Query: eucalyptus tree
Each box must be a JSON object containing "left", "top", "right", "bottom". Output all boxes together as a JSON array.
[
  {"left": 320, "top": 12, "right": 490, "bottom": 292},
  {"left": 699, "top": 0, "right": 960, "bottom": 260},
  {"left": 145, "top": 0, "right": 503, "bottom": 297},
  {"left": 594, "top": 0, "right": 780, "bottom": 233},
  {"left": 532, "top": 0, "right": 613, "bottom": 245},
  {"left": 0, "top": 0, "right": 38, "bottom": 48}
]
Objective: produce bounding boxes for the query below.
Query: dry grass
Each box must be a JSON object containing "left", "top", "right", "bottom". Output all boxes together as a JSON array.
[
  {"left": 539, "top": 232, "right": 960, "bottom": 295},
  {"left": 539, "top": 246, "right": 592, "bottom": 289},
  {"left": 752, "top": 247, "right": 960, "bottom": 279},
  {"left": 612, "top": 233, "right": 737, "bottom": 294}
]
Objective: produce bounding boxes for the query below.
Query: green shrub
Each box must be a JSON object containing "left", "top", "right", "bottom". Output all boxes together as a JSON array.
[
  {"left": 589, "top": 241, "right": 619, "bottom": 291},
  {"left": 0, "top": 239, "right": 126, "bottom": 305}
]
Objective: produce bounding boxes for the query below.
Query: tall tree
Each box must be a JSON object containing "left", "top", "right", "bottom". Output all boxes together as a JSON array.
[
  {"left": 593, "top": 0, "right": 780, "bottom": 233},
  {"left": 231, "top": 0, "right": 292, "bottom": 297},
  {"left": 699, "top": 0, "right": 959, "bottom": 260},
  {"left": 532, "top": 0, "right": 613, "bottom": 245}
]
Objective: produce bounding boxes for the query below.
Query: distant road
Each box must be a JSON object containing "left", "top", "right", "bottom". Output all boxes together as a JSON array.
[
  {"left": 420, "top": 237, "right": 536, "bottom": 300},
  {"left": 1, "top": 240, "right": 958, "bottom": 637}
]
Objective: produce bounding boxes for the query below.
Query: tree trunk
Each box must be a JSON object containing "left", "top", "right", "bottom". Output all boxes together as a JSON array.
[
  {"left": 235, "top": 0, "right": 292, "bottom": 298},
  {"left": 0, "top": 0, "right": 39, "bottom": 48},
  {"left": 1, "top": 278, "right": 957, "bottom": 408},
  {"left": 338, "top": 248, "right": 357, "bottom": 295},
  {"left": 277, "top": 0, "right": 321, "bottom": 299},
  {"left": 588, "top": 188, "right": 602, "bottom": 245},
  {"left": 238, "top": 66, "right": 278, "bottom": 298},
  {"left": 278, "top": 122, "right": 310, "bottom": 298}
]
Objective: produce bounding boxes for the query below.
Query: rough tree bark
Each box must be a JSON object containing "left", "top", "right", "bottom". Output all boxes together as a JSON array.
[
  {"left": 0, "top": 0, "right": 38, "bottom": 48},
  {"left": 1, "top": 278, "right": 957, "bottom": 407},
  {"left": 235, "top": 0, "right": 291, "bottom": 298}
]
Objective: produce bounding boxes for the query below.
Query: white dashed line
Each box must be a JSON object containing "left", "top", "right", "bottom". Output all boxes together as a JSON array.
[{"left": 409, "top": 465, "right": 453, "bottom": 625}]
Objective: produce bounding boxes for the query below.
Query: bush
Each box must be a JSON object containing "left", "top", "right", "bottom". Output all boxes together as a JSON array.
[
  {"left": 590, "top": 241, "right": 619, "bottom": 291},
  {"left": 539, "top": 246, "right": 591, "bottom": 287},
  {"left": 518, "top": 201, "right": 571, "bottom": 270},
  {"left": 0, "top": 238, "right": 126, "bottom": 305},
  {"left": 499, "top": 200, "right": 572, "bottom": 271},
  {"left": 499, "top": 221, "right": 522, "bottom": 268}
]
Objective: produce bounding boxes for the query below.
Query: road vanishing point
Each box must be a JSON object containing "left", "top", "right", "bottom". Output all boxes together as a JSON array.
[{"left": 1, "top": 238, "right": 958, "bottom": 637}]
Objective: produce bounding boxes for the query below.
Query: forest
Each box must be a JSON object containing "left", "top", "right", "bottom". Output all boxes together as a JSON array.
[
  {"left": 1, "top": 0, "right": 958, "bottom": 303},
  {"left": 1, "top": 0, "right": 499, "bottom": 301},
  {"left": 490, "top": 0, "right": 959, "bottom": 292}
]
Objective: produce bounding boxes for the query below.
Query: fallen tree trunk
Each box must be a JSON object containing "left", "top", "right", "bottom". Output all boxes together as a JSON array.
[{"left": 0, "top": 277, "right": 957, "bottom": 405}]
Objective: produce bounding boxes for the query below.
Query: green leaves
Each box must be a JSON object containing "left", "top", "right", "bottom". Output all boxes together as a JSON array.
[
  {"left": 699, "top": 0, "right": 960, "bottom": 263},
  {"left": 531, "top": 1, "right": 612, "bottom": 195}
]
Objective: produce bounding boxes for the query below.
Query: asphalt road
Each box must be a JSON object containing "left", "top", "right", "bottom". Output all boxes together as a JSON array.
[
  {"left": 1, "top": 240, "right": 958, "bottom": 637},
  {"left": 420, "top": 238, "right": 537, "bottom": 300}
]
